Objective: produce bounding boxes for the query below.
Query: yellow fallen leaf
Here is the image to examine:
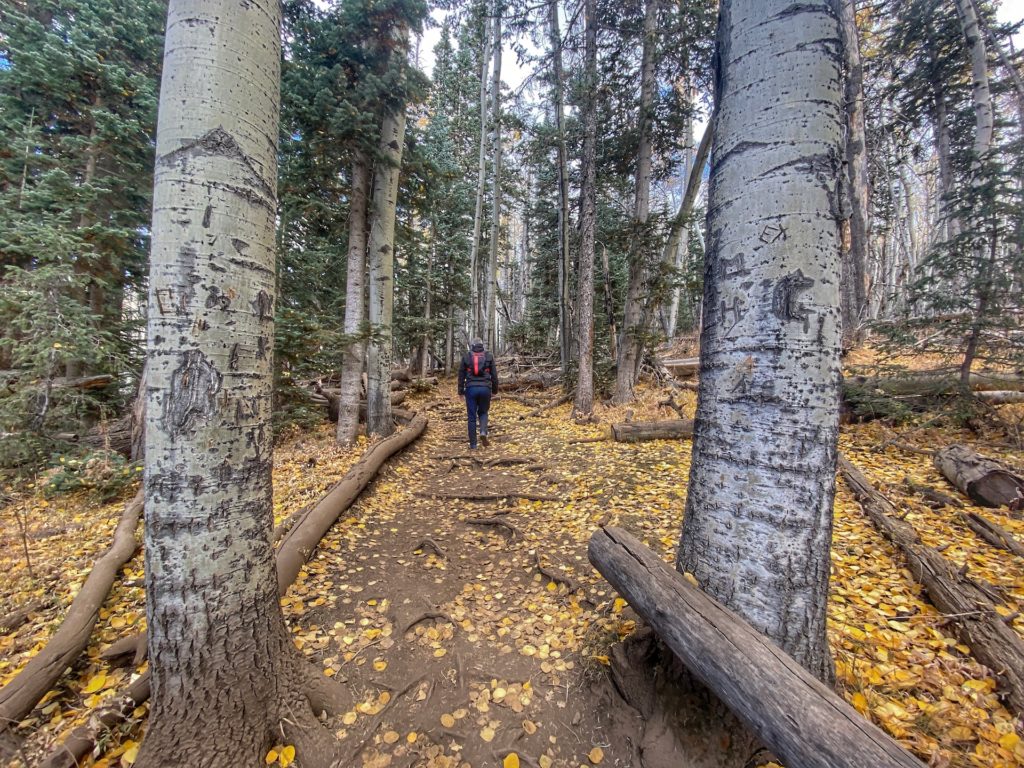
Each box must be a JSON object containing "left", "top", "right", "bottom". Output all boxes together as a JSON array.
[
  {"left": 265, "top": 749, "right": 279, "bottom": 765},
  {"left": 120, "top": 741, "right": 139, "bottom": 765},
  {"left": 504, "top": 754, "right": 520, "bottom": 768},
  {"left": 589, "top": 746, "right": 604, "bottom": 764},
  {"left": 383, "top": 731, "right": 399, "bottom": 744},
  {"left": 441, "top": 713, "right": 456, "bottom": 728},
  {"left": 523, "top": 720, "right": 537, "bottom": 735},
  {"left": 682, "top": 572, "right": 699, "bottom": 588},
  {"left": 342, "top": 711, "right": 357, "bottom": 725},
  {"left": 539, "top": 757, "right": 553, "bottom": 768},
  {"left": 82, "top": 674, "right": 106, "bottom": 694},
  {"left": 481, "top": 726, "right": 496, "bottom": 742},
  {"left": 850, "top": 692, "right": 868, "bottom": 715},
  {"left": 279, "top": 745, "right": 295, "bottom": 767}
]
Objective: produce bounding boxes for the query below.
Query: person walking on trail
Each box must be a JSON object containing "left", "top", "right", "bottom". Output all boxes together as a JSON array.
[{"left": 458, "top": 338, "right": 498, "bottom": 449}]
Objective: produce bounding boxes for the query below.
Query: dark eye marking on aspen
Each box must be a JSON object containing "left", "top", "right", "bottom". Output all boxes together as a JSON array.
[
  {"left": 205, "top": 286, "right": 231, "bottom": 310},
  {"left": 165, "top": 349, "right": 221, "bottom": 437},
  {"left": 202, "top": 205, "right": 212, "bottom": 228},
  {"left": 772, "top": 269, "right": 815, "bottom": 330},
  {"left": 251, "top": 290, "right": 273, "bottom": 321},
  {"left": 231, "top": 238, "right": 249, "bottom": 256},
  {"left": 228, "top": 343, "right": 240, "bottom": 371},
  {"left": 256, "top": 335, "right": 268, "bottom": 360}
]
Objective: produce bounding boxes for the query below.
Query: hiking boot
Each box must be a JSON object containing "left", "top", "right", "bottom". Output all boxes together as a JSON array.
[{"left": 480, "top": 433, "right": 489, "bottom": 448}]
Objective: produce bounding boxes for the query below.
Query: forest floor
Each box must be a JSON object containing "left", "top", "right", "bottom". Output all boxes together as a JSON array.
[{"left": 2, "top": 374, "right": 1024, "bottom": 768}]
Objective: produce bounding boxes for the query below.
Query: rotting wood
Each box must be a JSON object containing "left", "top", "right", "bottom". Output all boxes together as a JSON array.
[
  {"left": 934, "top": 444, "right": 1024, "bottom": 509},
  {"left": 0, "top": 600, "right": 49, "bottom": 635},
  {"left": 610, "top": 419, "right": 694, "bottom": 442},
  {"left": 39, "top": 414, "right": 428, "bottom": 766},
  {"left": 960, "top": 512, "right": 1024, "bottom": 559},
  {"left": 839, "top": 455, "right": 1024, "bottom": 715},
  {"left": 846, "top": 371, "right": 1024, "bottom": 396},
  {"left": 976, "top": 391, "right": 1024, "bottom": 404},
  {"left": 902, "top": 477, "right": 963, "bottom": 508},
  {"left": 0, "top": 490, "right": 143, "bottom": 742},
  {"left": 587, "top": 526, "right": 924, "bottom": 768}
]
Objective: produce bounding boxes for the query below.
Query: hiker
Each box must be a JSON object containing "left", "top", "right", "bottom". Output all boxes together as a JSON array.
[{"left": 458, "top": 338, "right": 498, "bottom": 449}]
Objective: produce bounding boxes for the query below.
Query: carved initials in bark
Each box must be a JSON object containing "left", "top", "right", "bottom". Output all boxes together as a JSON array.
[
  {"left": 165, "top": 350, "right": 221, "bottom": 437},
  {"left": 720, "top": 295, "right": 747, "bottom": 334},
  {"left": 771, "top": 269, "right": 815, "bottom": 330}
]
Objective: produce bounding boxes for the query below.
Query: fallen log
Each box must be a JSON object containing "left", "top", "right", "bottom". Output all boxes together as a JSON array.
[
  {"left": 976, "top": 391, "right": 1024, "bottom": 404},
  {"left": 324, "top": 390, "right": 406, "bottom": 423},
  {"left": 42, "top": 412, "right": 429, "bottom": 767},
  {"left": 610, "top": 419, "right": 694, "bottom": 442},
  {"left": 502, "top": 373, "right": 557, "bottom": 391},
  {"left": 902, "top": 477, "right": 963, "bottom": 509},
  {"left": 847, "top": 370, "right": 1024, "bottom": 395},
  {"left": 519, "top": 393, "right": 571, "bottom": 420},
  {"left": 0, "top": 600, "right": 50, "bottom": 635},
  {"left": 960, "top": 512, "right": 1024, "bottom": 559},
  {"left": 839, "top": 456, "right": 1024, "bottom": 715},
  {"left": 0, "top": 490, "right": 143, "bottom": 738},
  {"left": 276, "top": 411, "right": 427, "bottom": 591},
  {"left": 588, "top": 526, "right": 923, "bottom": 768},
  {"left": 661, "top": 357, "right": 699, "bottom": 378},
  {"left": 933, "top": 444, "right": 1024, "bottom": 509}
]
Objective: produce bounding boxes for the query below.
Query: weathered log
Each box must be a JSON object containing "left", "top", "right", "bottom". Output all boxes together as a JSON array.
[
  {"left": 588, "top": 526, "right": 923, "bottom": 768},
  {"left": 960, "top": 512, "right": 1024, "bottom": 559},
  {"left": 976, "top": 390, "right": 1024, "bottom": 404},
  {"left": 519, "top": 393, "right": 571, "bottom": 420},
  {"left": 902, "top": 477, "right": 963, "bottom": 509},
  {"left": 276, "top": 411, "right": 426, "bottom": 590},
  {"left": 839, "top": 456, "right": 1024, "bottom": 714},
  {"left": 934, "top": 444, "right": 1024, "bottom": 509},
  {"left": 661, "top": 357, "right": 700, "bottom": 377},
  {"left": 502, "top": 372, "right": 558, "bottom": 391},
  {"left": 847, "top": 370, "right": 1024, "bottom": 395},
  {"left": 610, "top": 419, "right": 694, "bottom": 442},
  {"left": 0, "top": 490, "right": 143, "bottom": 738},
  {"left": 0, "top": 600, "right": 49, "bottom": 635},
  {"left": 324, "top": 390, "right": 406, "bottom": 423},
  {"left": 42, "top": 412, "right": 429, "bottom": 767}
]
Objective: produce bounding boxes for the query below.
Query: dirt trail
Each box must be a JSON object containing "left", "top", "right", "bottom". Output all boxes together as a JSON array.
[{"left": 287, "top": 389, "right": 668, "bottom": 768}]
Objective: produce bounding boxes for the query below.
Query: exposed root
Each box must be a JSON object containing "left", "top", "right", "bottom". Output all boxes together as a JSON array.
[
  {"left": 483, "top": 456, "right": 541, "bottom": 468},
  {"left": 412, "top": 538, "right": 446, "bottom": 558},
  {"left": 402, "top": 611, "right": 455, "bottom": 636},
  {"left": 100, "top": 631, "right": 148, "bottom": 666},
  {"left": 278, "top": 699, "right": 342, "bottom": 768},
  {"left": 419, "top": 490, "right": 561, "bottom": 502},
  {"left": 465, "top": 516, "right": 522, "bottom": 541},
  {"left": 534, "top": 552, "right": 580, "bottom": 593},
  {"left": 339, "top": 675, "right": 426, "bottom": 766}
]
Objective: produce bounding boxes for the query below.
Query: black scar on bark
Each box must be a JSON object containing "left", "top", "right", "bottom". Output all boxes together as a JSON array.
[
  {"left": 229, "top": 343, "right": 241, "bottom": 371},
  {"left": 165, "top": 349, "right": 222, "bottom": 437},
  {"left": 157, "top": 127, "right": 275, "bottom": 208},
  {"left": 205, "top": 286, "right": 231, "bottom": 310},
  {"left": 771, "top": 269, "right": 815, "bottom": 328},
  {"left": 256, "top": 335, "right": 268, "bottom": 360},
  {"left": 252, "top": 290, "right": 273, "bottom": 321},
  {"left": 202, "top": 205, "right": 212, "bottom": 228}
]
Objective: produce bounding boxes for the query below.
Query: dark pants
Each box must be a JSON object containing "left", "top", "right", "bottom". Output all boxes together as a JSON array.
[{"left": 465, "top": 386, "right": 492, "bottom": 447}]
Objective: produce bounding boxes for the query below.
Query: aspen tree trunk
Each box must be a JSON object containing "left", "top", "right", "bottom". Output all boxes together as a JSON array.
[
  {"left": 573, "top": 0, "right": 598, "bottom": 417},
  {"left": 469, "top": 13, "right": 492, "bottom": 338},
  {"left": 548, "top": 0, "right": 573, "bottom": 373},
  {"left": 667, "top": 102, "right": 694, "bottom": 338},
  {"left": 421, "top": 231, "right": 434, "bottom": 377},
  {"left": 367, "top": 35, "right": 409, "bottom": 438},
  {"left": 678, "top": 0, "right": 843, "bottom": 693},
  {"left": 839, "top": 0, "right": 870, "bottom": 348},
  {"left": 337, "top": 152, "right": 371, "bottom": 445},
  {"left": 138, "top": 2, "right": 343, "bottom": 766},
  {"left": 485, "top": 0, "right": 503, "bottom": 351},
  {"left": 613, "top": 0, "right": 658, "bottom": 403}
]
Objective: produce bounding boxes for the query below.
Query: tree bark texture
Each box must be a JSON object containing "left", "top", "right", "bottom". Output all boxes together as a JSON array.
[
  {"left": 469, "top": 12, "right": 493, "bottom": 338},
  {"left": 548, "top": 0, "right": 573, "bottom": 373},
  {"left": 138, "top": 4, "right": 339, "bottom": 766},
  {"left": 678, "top": 0, "right": 844, "bottom": 681},
  {"left": 839, "top": 456, "right": 1024, "bottom": 715},
  {"left": 367, "top": 34, "right": 409, "bottom": 439},
  {"left": 955, "top": 0, "right": 994, "bottom": 160},
  {"left": 337, "top": 153, "right": 371, "bottom": 445},
  {"left": 837, "top": 0, "right": 870, "bottom": 347},
  {"left": 485, "top": 0, "right": 503, "bottom": 351},
  {"left": 589, "top": 527, "right": 925, "bottom": 768},
  {"left": 0, "top": 492, "right": 141, "bottom": 741},
  {"left": 573, "top": 0, "right": 598, "bottom": 417},
  {"left": 613, "top": 0, "right": 659, "bottom": 404},
  {"left": 933, "top": 444, "right": 1024, "bottom": 509}
]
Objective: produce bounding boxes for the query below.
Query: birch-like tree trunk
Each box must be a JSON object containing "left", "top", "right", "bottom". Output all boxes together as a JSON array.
[
  {"left": 138, "top": 2, "right": 343, "bottom": 765},
  {"left": 421, "top": 230, "right": 434, "bottom": 377},
  {"left": 367, "top": 38, "right": 408, "bottom": 438},
  {"left": 613, "top": 0, "right": 658, "bottom": 403},
  {"left": 468, "top": 13, "right": 493, "bottom": 338},
  {"left": 574, "top": 0, "right": 598, "bottom": 417},
  {"left": 337, "top": 152, "right": 371, "bottom": 445},
  {"left": 485, "top": 0, "right": 503, "bottom": 350},
  {"left": 678, "top": 0, "right": 843, "bottom": 689},
  {"left": 548, "top": 0, "right": 573, "bottom": 373},
  {"left": 838, "top": 0, "right": 870, "bottom": 347}
]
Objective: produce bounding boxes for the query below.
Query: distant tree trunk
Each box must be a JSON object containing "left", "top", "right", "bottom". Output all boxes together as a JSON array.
[
  {"left": 602, "top": 243, "right": 617, "bottom": 362},
  {"left": 666, "top": 99, "right": 695, "bottom": 339},
  {"left": 679, "top": 0, "right": 843, "bottom": 689},
  {"left": 421, "top": 231, "right": 434, "bottom": 377},
  {"left": 469, "top": 13, "right": 493, "bottom": 338},
  {"left": 137, "top": 2, "right": 342, "bottom": 766},
  {"left": 839, "top": 0, "right": 870, "bottom": 348},
  {"left": 613, "top": 0, "right": 658, "bottom": 403},
  {"left": 548, "top": 0, "right": 573, "bottom": 374},
  {"left": 367, "top": 33, "right": 409, "bottom": 438},
  {"left": 337, "top": 151, "right": 371, "bottom": 445},
  {"left": 485, "top": 0, "right": 503, "bottom": 350},
  {"left": 573, "top": 0, "right": 598, "bottom": 417}
]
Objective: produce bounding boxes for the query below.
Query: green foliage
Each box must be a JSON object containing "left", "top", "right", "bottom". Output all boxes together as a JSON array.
[{"left": 44, "top": 449, "right": 140, "bottom": 501}]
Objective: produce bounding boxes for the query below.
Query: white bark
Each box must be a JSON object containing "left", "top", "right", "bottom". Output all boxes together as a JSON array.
[
  {"left": 677, "top": 0, "right": 844, "bottom": 682},
  {"left": 140, "top": 1, "right": 305, "bottom": 763},
  {"left": 485, "top": 0, "right": 503, "bottom": 350},
  {"left": 469, "top": 13, "right": 493, "bottom": 337},
  {"left": 955, "top": 0, "right": 994, "bottom": 160},
  {"left": 337, "top": 153, "right": 370, "bottom": 445},
  {"left": 367, "top": 31, "right": 409, "bottom": 438}
]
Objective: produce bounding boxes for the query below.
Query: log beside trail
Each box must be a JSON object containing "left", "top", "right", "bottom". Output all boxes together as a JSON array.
[
  {"left": 839, "top": 456, "right": 1024, "bottom": 715},
  {"left": 661, "top": 357, "right": 700, "bottom": 377},
  {"left": 588, "top": 526, "right": 923, "bottom": 768},
  {"left": 846, "top": 370, "right": 1024, "bottom": 396},
  {"left": 960, "top": 512, "right": 1024, "bottom": 559},
  {"left": 39, "top": 412, "right": 428, "bottom": 768},
  {"left": 0, "top": 491, "right": 143, "bottom": 742},
  {"left": 610, "top": 419, "right": 694, "bottom": 442},
  {"left": 933, "top": 444, "right": 1024, "bottom": 509}
]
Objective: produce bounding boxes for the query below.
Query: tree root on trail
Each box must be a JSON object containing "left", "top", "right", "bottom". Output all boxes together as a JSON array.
[
  {"left": 38, "top": 413, "right": 429, "bottom": 766},
  {"left": 402, "top": 611, "right": 455, "bottom": 635},
  {"left": 338, "top": 674, "right": 427, "bottom": 766},
  {"left": 419, "top": 490, "right": 561, "bottom": 502},
  {"left": 0, "top": 490, "right": 143, "bottom": 750},
  {"left": 533, "top": 552, "right": 580, "bottom": 593},
  {"left": 412, "top": 538, "right": 446, "bottom": 558},
  {"left": 465, "top": 516, "right": 522, "bottom": 540}
]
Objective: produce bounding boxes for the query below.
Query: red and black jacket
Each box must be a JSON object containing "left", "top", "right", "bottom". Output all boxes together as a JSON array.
[{"left": 458, "top": 347, "right": 498, "bottom": 395}]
